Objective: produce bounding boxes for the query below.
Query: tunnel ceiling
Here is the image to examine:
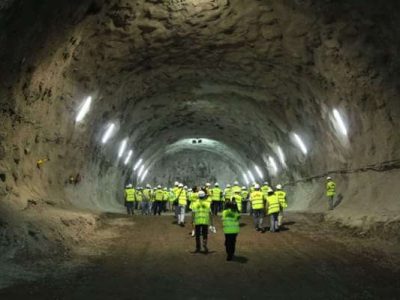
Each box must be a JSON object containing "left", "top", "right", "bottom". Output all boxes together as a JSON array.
[{"left": 1, "top": 0, "right": 400, "bottom": 190}]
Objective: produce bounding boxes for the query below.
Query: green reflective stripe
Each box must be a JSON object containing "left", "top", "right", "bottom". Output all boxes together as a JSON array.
[{"left": 211, "top": 188, "right": 222, "bottom": 201}]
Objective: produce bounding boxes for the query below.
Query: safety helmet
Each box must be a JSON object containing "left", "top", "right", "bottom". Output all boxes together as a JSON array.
[
  {"left": 276, "top": 184, "right": 282, "bottom": 190},
  {"left": 226, "top": 184, "right": 231, "bottom": 188},
  {"left": 146, "top": 184, "right": 151, "bottom": 188},
  {"left": 234, "top": 181, "right": 239, "bottom": 185},
  {"left": 254, "top": 184, "right": 260, "bottom": 190},
  {"left": 206, "top": 183, "right": 211, "bottom": 187},
  {"left": 326, "top": 176, "right": 332, "bottom": 180},
  {"left": 242, "top": 186, "right": 247, "bottom": 190},
  {"left": 198, "top": 191, "right": 206, "bottom": 198},
  {"left": 174, "top": 181, "right": 179, "bottom": 186},
  {"left": 214, "top": 182, "right": 219, "bottom": 187},
  {"left": 184, "top": 185, "right": 188, "bottom": 189},
  {"left": 263, "top": 181, "right": 269, "bottom": 186},
  {"left": 157, "top": 185, "right": 161, "bottom": 189},
  {"left": 163, "top": 187, "right": 167, "bottom": 191},
  {"left": 178, "top": 183, "right": 184, "bottom": 187}
]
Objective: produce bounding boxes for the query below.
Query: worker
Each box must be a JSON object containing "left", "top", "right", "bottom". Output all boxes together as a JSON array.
[
  {"left": 177, "top": 183, "right": 188, "bottom": 226},
  {"left": 275, "top": 184, "right": 287, "bottom": 227},
  {"left": 124, "top": 184, "right": 136, "bottom": 216},
  {"left": 266, "top": 189, "right": 280, "bottom": 232},
  {"left": 154, "top": 185, "right": 164, "bottom": 216},
  {"left": 172, "top": 182, "right": 180, "bottom": 218},
  {"left": 223, "top": 184, "right": 232, "bottom": 205},
  {"left": 241, "top": 186, "right": 249, "bottom": 213},
  {"left": 191, "top": 190, "right": 213, "bottom": 253},
  {"left": 249, "top": 184, "right": 266, "bottom": 232},
  {"left": 162, "top": 187, "right": 169, "bottom": 212},
  {"left": 135, "top": 187, "right": 143, "bottom": 211},
  {"left": 231, "top": 181, "right": 241, "bottom": 194},
  {"left": 326, "top": 177, "right": 336, "bottom": 210},
  {"left": 142, "top": 184, "right": 152, "bottom": 215},
  {"left": 211, "top": 183, "right": 222, "bottom": 216},
  {"left": 222, "top": 201, "right": 240, "bottom": 261},
  {"left": 261, "top": 181, "right": 270, "bottom": 197},
  {"left": 168, "top": 188, "right": 175, "bottom": 211},
  {"left": 232, "top": 189, "right": 242, "bottom": 213},
  {"left": 189, "top": 186, "right": 200, "bottom": 236}
]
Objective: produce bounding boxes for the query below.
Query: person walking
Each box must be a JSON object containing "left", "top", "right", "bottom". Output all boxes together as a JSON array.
[
  {"left": 275, "top": 184, "right": 287, "bottom": 227},
  {"left": 249, "top": 184, "right": 266, "bottom": 232},
  {"left": 266, "top": 189, "right": 281, "bottom": 232},
  {"left": 222, "top": 201, "right": 240, "bottom": 261},
  {"left": 154, "top": 185, "right": 164, "bottom": 216},
  {"left": 326, "top": 177, "right": 336, "bottom": 210},
  {"left": 124, "top": 184, "right": 136, "bottom": 216},
  {"left": 211, "top": 183, "right": 222, "bottom": 216},
  {"left": 177, "top": 183, "right": 188, "bottom": 226},
  {"left": 241, "top": 186, "right": 249, "bottom": 213},
  {"left": 191, "top": 191, "right": 213, "bottom": 253}
]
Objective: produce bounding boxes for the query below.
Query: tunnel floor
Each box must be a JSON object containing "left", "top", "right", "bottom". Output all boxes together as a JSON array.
[{"left": 1, "top": 212, "right": 399, "bottom": 299}]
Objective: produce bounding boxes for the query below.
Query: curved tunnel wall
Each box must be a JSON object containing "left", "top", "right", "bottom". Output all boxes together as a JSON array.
[{"left": 0, "top": 0, "right": 399, "bottom": 228}]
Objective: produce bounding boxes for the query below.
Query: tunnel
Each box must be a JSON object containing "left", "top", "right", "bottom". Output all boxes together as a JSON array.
[{"left": 0, "top": 0, "right": 400, "bottom": 298}]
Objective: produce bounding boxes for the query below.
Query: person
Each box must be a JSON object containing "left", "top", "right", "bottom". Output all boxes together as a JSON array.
[
  {"left": 177, "top": 183, "right": 188, "bottom": 226},
  {"left": 222, "top": 201, "right": 240, "bottom": 261},
  {"left": 189, "top": 187, "right": 199, "bottom": 236},
  {"left": 241, "top": 186, "right": 249, "bottom": 213},
  {"left": 162, "top": 187, "right": 169, "bottom": 212},
  {"left": 191, "top": 191, "right": 213, "bottom": 253},
  {"left": 124, "top": 184, "right": 136, "bottom": 216},
  {"left": 172, "top": 182, "right": 181, "bottom": 220},
  {"left": 223, "top": 184, "right": 232, "bottom": 205},
  {"left": 261, "top": 181, "right": 270, "bottom": 197},
  {"left": 154, "top": 185, "right": 164, "bottom": 215},
  {"left": 275, "top": 184, "right": 287, "bottom": 227},
  {"left": 211, "top": 183, "right": 222, "bottom": 215},
  {"left": 142, "top": 184, "right": 152, "bottom": 215},
  {"left": 231, "top": 181, "right": 241, "bottom": 195},
  {"left": 168, "top": 188, "right": 175, "bottom": 211},
  {"left": 266, "top": 189, "right": 280, "bottom": 232},
  {"left": 249, "top": 184, "right": 266, "bottom": 232},
  {"left": 232, "top": 189, "right": 242, "bottom": 213},
  {"left": 135, "top": 187, "right": 143, "bottom": 211},
  {"left": 205, "top": 183, "right": 211, "bottom": 197},
  {"left": 326, "top": 177, "right": 336, "bottom": 210}
]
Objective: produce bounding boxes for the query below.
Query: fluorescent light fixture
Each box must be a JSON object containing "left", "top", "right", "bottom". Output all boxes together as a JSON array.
[
  {"left": 333, "top": 109, "right": 348, "bottom": 136},
  {"left": 118, "top": 139, "right": 128, "bottom": 158},
  {"left": 254, "top": 165, "right": 263, "bottom": 179},
  {"left": 133, "top": 159, "right": 143, "bottom": 171},
  {"left": 124, "top": 150, "right": 133, "bottom": 165},
  {"left": 141, "top": 169, "right": 149, "bottom": 182},
  {"left": 268, "top": 156, "right": 278, "bottom": 174},
  {"left": 101, "top": 123, "right": 115, "bottom": 144},
  {"left": 243, "top": 173, "right": 249, "bottom": 185},
  {"left": 277, "top": 146, "right": 286, "bottom": 166},
  {"left": 247, "top": 170, "right": 255, "bottom": 183},
  {"left": 75, "top": 96, "right": 92, "bottom": 123},
  {"left": 293, "top": 133, "right": 307, "bottom": 155},
  {"left": 138, "top": 165, "right": 145, "bottom": 178}
]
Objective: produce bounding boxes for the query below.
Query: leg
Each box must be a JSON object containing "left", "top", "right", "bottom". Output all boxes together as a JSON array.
[
  {"left": 225, "top": 234, "right": 234, "bottom": 260},
  {"left": 181, "top": 206, "right": 186, "bottom": 224},
  {"left": 253, "top": 210, "right": 259, "bottom": 229},
  {"left": 278, "top": 209, "right": 284, "bottom": 227},
  {"left": 202, "top": 225, "right": 208, "bottom": 253},
  {"left": 270, "top": 214, "right": 275, "bottom": 232},
  {"left": 195, "top": 225, "right": 201, "bottom": 251},
  {"left": 258, "top": 210, "right": 264, "bottom": 231}
]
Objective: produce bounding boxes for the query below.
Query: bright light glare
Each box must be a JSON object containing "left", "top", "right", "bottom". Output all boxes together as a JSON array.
[
  {"left": 243, "top": 173, "right": 249, "bottom": 185},
  {"left": 141, "top": 169, "right": 149, "bottom": 182},
  {"left": 277, "top": 146, "right": 286, "bottom": 166},
  {"left": 124, "top": 150, "right": 133, "bottom": 165},
  {"left": 268, "top": 156, "right": 278, "bottom": 174},
  {"left": 75, "top": 96, "right": 92, "bottom": 122},
  {"left": 254, "top": 165, "right": 263, "bottom": 180},
  {"left": 118, "top": 139, "right": 128, "bottom": 158},
  {"left": 293, "top": 133, "right": 307, "bottom": 155},
  {"left": 133, "top": 159, "right": 143, "bottom": 171},
  {"left": 333, "top": 109, "right": 348, "bottom": 136},
  {"left": 101, "top": 123, "right": 115, "bottom": 144},
  {"left": 138, "top": 165, "right": 145, "bottom": 178},
  {"left": 247, "top": 170, "right": 255, "bottom": 183}
]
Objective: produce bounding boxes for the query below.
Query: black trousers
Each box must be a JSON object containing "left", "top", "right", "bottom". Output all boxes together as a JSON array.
[
  {"left": 225, "top": 234, "right": 237, "bottom": 257},
  {"left": 154, "top": 201, "right": 163, "bottom": 215},
  {"left": 211, "top": 201, "right": 220, "bottom": 215},
  {"left": 195, "top": 225, "right": 208, "bottom": 250},
  {"left": 126, "top": 202, "right": 134, "bottom": 215}
]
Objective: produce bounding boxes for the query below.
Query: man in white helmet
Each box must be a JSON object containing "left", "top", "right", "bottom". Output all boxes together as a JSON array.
[
  {"left": 249, "top": 184, "right": 266, "bottom": 232},
  {"left": 153, "top": 185, "right": 164, "bottom": 216},
  {"left": 275, "top": 184, "right": 287, "bottom": 227},
  {"left": 224, "top": 184, "right": 232, "bottom": 206},
  {"left": 326, "top": 177, "right": 336, "bottom": 210},
  {"left": 191, "top": 190, "right": 213, "bottom": 253},
  {"left": 172, "top": 181, "right": 180, "bottom": 219},
  {"left": 232, "top": 181, "right": 241, "bottom": 195},
  {"left": 124, "top": 184, "right": 136, "bottom": 216},
  {"left": 142, "top": 184, "right": 152, "bottom": 215},
  {"left": 176, "top": 183, "right": 188, "bottom": 226}
]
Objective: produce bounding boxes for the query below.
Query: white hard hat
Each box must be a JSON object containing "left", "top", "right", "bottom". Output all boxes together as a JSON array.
[
  {"left": 264, "top": 181, "right": 269, "bottom": 185},
  {"left": 226, "top": 184, "right": 231, "bottom": 188},
  {"left": 326, "top": 176, "right": 332, "bottom": 180},
  {"left": 184, "top": 185, "right": 188, "bottom": 189},
  {"left": 198, "top": 191, "right": 206, "bottom": 198},
  {"left": 146, "top": 184, "right": 151, "bottom": 188},
  {"left": 254, "top": 184, "right": 260, "bottom": 189},
  {"left": 214, "top": 182, "right": 219, "bottom": 186},
  {"left": 234, "top": 181, "right": 239, "bottom": 185},
  {"left": 268, "top": 188, "right": 273, "bottom": 193},
  {"left": 126, "top": 184, "right": 132, "bottom": 188},
  {"left": 206, "top": 183, "right": 211, "bottom": 186},
  {"left": 242, "top": 186, "right": 246, "bottom": 190},
  {"left": 276, "top": 184, "right": 282, "bottom": 190},
  {"left": 164, "top": 187, "right": 167, "bottom": 190},
  {"left": 178, "top": 183, "right": 184, "bottom": 187},
  {"left": 157, "top": 185, "right": 161, "bottom": 189}
]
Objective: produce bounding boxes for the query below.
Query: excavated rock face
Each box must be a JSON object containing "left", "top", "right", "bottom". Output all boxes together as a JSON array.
[{"left": 0, "top": 0, "right": 400, "bottom": 225}]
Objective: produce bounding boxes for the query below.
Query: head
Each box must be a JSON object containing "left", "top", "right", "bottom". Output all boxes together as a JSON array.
[
  {"left": 198, "top": 190, "right": 206, "bottom": 199},
  {"left": 126, "top": 183, "right": 133, "bottom": 188},
  {"left": 174, "top": 181, "right": 179, "bottom": 186},
  {"left": 192, "top": 186, "right": 198, "bottom": 192},
  {"left": 326, "top": 176, "right": 332, "bottom": 181},
  {"left": 157, "top": 185, "right": 161, "bottom": 189},
  {"left": 214, "top": 182, "right": 219, "bottom": 187},
  {"left": 234, "top": 181, "right": 239, "bottom": 186},
  {"left": 268, "top": 188, "right": 274, "bottom": 196},
  {"left": 263, "top": 181, "right": 269, "bottom": 186},
  {"left": 242, "top": 186, "right": 247, "bottom": 190},
  {"left": 178, "top": 183, "right": 184, "bottom": 188},
  {"left": 226, "top": 184, "right": 231, "bottom": 188},
  {"left": 206, "top": 183, "right": 211, "bottom": 187},
  {"left": 276, "top": 184, "right": 282, "bottom": 190},
  {"left": 225, "top": 201, "right": 237, "bottom": 211},
  {"left": 146, "top": 184, "right": 151, "bottom": 189},
  {"left": 254, "top": 184, "right": 260, "bottom": 190},
  {"left": 163, "top": 187, "right": 167, "bottom": 191}
]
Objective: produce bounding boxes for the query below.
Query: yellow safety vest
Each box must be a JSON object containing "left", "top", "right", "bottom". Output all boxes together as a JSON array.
[
  {"left": 261, "top": 185, "right": 270, "bottom": 196},
  {"left": 143, "top": 189, "right": 152, "bottom": 201},
  {"left": 326, "top": 181, "right": 336, "bottom": 196},
  {"left": 232, "top": 194, "right": 243, "bottom": 212},
  {"left": 275, "top": 190, "right": 287, "bottom": 208},
  {"left": 266, "top": 194, "right": 280, "bottom": 215},
  {"left": 163, "top": 191, "right": 169, "bottom": 201},
  {"left": 241, "top": 190, "right": 249, "bottom": 200},
  {"left": 125, "top": 188, "right": 135, "bottom": 202},
  {"left": 232, "top": 185, "right": 241, "bottom": 194},
  {"left": 155, "top": 189, "right": 164, "bottom": 201},
  {"left": 177, "top": 189, "right": 187, "bottom": 206},
  {"left": 135, "top": 191, "right": 143, "bottom": 202},
  {"left": 222, "top": 209, "right": 240, "bottom": 234},
  {"left": 211, "top": 188, "right": 222, "bottom": 201},
  {"left": 250, "top": 191, "right": 264, "bottom": 209},
  {"left": 192, "top": 201, "right": 211, "bottom": 225},
  {"left": 224, "top": 188, "right": 232, "bottom": 201}
]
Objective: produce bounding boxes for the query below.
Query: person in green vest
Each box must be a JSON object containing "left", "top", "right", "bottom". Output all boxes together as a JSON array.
[
  {"left": 241, "top": 186, "right": 249, "bottom": 213},
  {"left": 275, "top": 184, "right": 287, "bottom": 227},
  {"left": 261, "top": 181, "right": 270, "bottom": 197},
  {"left": 223, "top": 184, "right": 232, "bottom": 206},
  {"left": 326, "top": 177, "right": 336, "bottom": 210},
  {"left": 124, "top": 184, "right": 136, "bottom": 216},
  {"left": 191, "top": 190, "right": 213, "bottom": 253},
  {"left": 232, "top": 189, "right": 242, "bottom": 213},
  {"left": 162, "top": 187, "right": 169, "bottom": 212},
  {"left": 135, "top": 187, "right": 143, "bottom": 211},
  {"left": 154, "top": 185, "right": 164, "bottom": 216},
  {"left": 211, "top": 183, "right": 223, "bottom": 215},
  {"left": 222, "top": 201, "right": 240, "bottom": 261},
  {"left": 189, "top": 187, "right": 200, "bottom": 237},
  {"left": 266, "top": 189, "right": 281, "bottom": 232},
  {"left": 168, "top": 188, "right": 175, "bottom": 212},
  {"left": 249, "top": 184, "right": 266, "bottom": 232},
  {"left": 177, "top": 183, "right": 188, "bottom": 227},
  {"left": 142, "top": 184, "right": 152, "bottom": 216}
]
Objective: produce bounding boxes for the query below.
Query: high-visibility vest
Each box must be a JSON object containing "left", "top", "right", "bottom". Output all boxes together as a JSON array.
[
  {"left": 250, "top": 191, "right": 264, "bottom": 209},
  {"left": 211, "top": 188, "right": 222, "bottom": 201},
  {"left": 125, "top": 188, "right": 135, "bottom": 202},
  {"left": 266, "top": 194, "right": 280, "bottom": 215},
  {"left": 275, "top": 190, "right": 287, "bottom": 208},
  {"left": 163, "top": 191, "right": 169, "bottom": 201},
  {"left": 172, "top": 187, "right": 180, "bottom": 198},
  {"left": 326, "top": 181, "right": 336, "bottom": 196},
  {"left": 177, "top": 189, "right": 187, "bottom": 206},
  {"left": 222, "top": 209, "right": 240, "bottom": 234},
  {"left": 232, "top": 194, "right": 243, "bottom": 212},
  {"left": 155, "top": 189, "right": 164, "bottom": 201},
  {"left": 241, "top": 190, "right": 249, "bottom": 200},
  {"left": 261, "top": 185, "right": 270, "bottom": 196},
  {"left": 224, "top": 188, "right": 232, "bottom": 201},
  {"left": 135, "top": 191, "right": 143, "bottom": 202},
  {"left": 192, "top": 201, "right": 211, "bottom": 225},
  {"left": 169, "top": 191, "right": 175, "bottom": 202},
  {"left": 143, "top": 189, "right": 152, "bottom": 201},
  {"left": 232, "top": 185, "right": 241, "bottom": 194}
]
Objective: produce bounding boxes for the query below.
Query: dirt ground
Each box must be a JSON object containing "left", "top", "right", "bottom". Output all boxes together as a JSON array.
[{"left": 1, "top": 212, "right": 399, "bottom": 300}]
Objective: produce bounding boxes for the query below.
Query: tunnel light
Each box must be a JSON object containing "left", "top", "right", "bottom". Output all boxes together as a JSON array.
[
  {"left": 141, "top": 169, "right": 149, "bottom": 182},
  {"left": 75, "top": 96, "right": 92, "bottom": 123},
  {"left": 138, "top": 165, "right": 145, "bottom": 178},
  {"left": 268, "top": 156, "right": 278, "bottom": 174},
  {"left": 124, "top": 150, "right": 133, "bottom": 165},
  {"left": 333, "top": 109, "right": 348, "bottom": 136},
  {"left": 242, "top": 173, "right": 249, "bottom": 185},
  {"left": 101, "top": 123, "right": 115, "bottom": 144},
  {"left": 247, "top": 170, "right": 255, "bottom": 183},
  {"left": 293, "top": 133, "right": 307, "bottom": 155},
  {"left": 118, "top": 139, "right": 128, "bottom": 158},
  {"left": 254, "top": 165, "right": 263, "bottom": 180},
  {"left": 277, "top": 146, "right": 286, "bottom": 166},
  {"left": 133, "top": 159, "right": 143, "bottom": 171}
]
